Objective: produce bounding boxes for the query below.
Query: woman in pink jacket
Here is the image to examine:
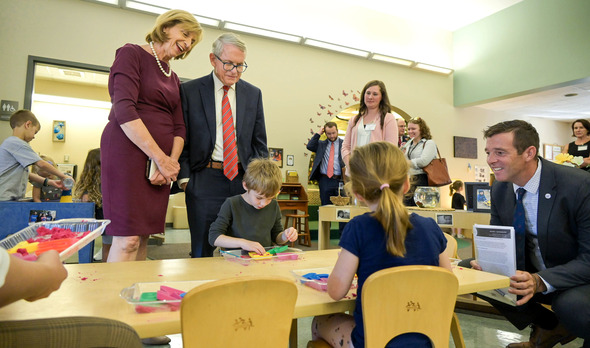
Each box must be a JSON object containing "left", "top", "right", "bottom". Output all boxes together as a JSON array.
[{"left": 342, "top": 80, "right": 398, "bottom": 176}]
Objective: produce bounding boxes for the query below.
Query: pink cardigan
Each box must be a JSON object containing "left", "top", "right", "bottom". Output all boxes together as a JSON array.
[{"left": 342, "top": 113, "right": 398, "bottom": 169}]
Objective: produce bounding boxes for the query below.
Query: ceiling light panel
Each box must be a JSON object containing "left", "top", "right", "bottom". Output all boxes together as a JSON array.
[
  {"left": 223, "top": 22, "right": 302, "bottom": 43},
  {"left": 303, "top": 39, "right": 370, "bottom": 58},
  {"left": 413, "top": 62, "right": 453, "bottom": 75},
  {"left": 370, "top": 54, "right": 414, "bottom": 67}
]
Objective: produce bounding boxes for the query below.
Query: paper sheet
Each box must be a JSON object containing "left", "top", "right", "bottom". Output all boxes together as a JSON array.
[{"left": 473, "top": 224, "right": 517, "bottom": 305}]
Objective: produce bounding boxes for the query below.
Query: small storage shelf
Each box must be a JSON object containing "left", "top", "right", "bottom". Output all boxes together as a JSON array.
[{"left": 277, "top": 183, "right": 308, "bottom": 214}]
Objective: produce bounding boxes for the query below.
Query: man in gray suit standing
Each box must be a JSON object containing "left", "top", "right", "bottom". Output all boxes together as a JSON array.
[
  {"left": 179, "top": 33, "right": 268, "bottom": 258},
  {"left": 473, "top": 120, "right": 589, "bottom": 348}
]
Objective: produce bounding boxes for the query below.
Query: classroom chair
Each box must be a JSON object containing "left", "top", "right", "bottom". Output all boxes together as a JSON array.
[
  {"left": 284, "top": 213, "right": 312, "bottom": 247},
  {"left": 443, "top": 232, "right": 467, "bottom": 348},
  {"left": 0, "top": 316, "right": 142, "bottom": 347},
  {"left": 363, "top": 265, "right": 459, "bottom": 347},
  {"left": 308, "top": 266, "right": 459, "bottom": 348},
  {"left": 180, "top": 275, "right": 298, "bottom": 348},
  {"left": 444, "top": 232, "right": 458, "bottom": 259}
]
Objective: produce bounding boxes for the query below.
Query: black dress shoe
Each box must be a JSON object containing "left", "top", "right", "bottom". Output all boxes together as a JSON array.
[
  {"left": 506, "top": 324, "right": 576, "bottom": 348},
  {"left": 141, "top": 336, "right": 171, "bottom": 345}
]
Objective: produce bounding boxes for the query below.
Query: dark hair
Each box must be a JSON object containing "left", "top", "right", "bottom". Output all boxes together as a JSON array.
[
  {"left": 352, "top": 80, "right": 391, "bottom": 130},
  {"left": 408, "top": 117, "right": 432, "bottom": 140},
  {"left": 571, "top": 119, "right": 590, "bottom": 137},
  {"left": 483, "top": 120, "right": 539, "bottom": 156},
  {"left": 324, "top": 121, "right": 338, "bottom": 130},
  {"left": 9, "top": 110, "right": 39, "bottom": 129},
  {"left": 449, "top": 180, "right": 463, "bottom": 196}
]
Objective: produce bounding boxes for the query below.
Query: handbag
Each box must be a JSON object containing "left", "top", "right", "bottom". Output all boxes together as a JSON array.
[{"left": 422, "top": 146, "right": 452, "bottom": 187}]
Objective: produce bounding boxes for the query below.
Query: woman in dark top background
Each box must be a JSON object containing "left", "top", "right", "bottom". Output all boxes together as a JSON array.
[
  {"left": 563, "top": 119, "right": 590, "bottom": 171},
  {"left": 449, "top": 180, "right": 465, "bottom": 238}
]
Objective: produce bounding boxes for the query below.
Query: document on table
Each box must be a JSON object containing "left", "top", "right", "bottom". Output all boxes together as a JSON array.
[{"left": 473, "top": 224, "right": 517, "bottom": 306}]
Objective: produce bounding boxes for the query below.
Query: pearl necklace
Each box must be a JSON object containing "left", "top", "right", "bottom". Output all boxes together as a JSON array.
[{"left": 149, "top": 41, "right": 171, "bottom": 77}]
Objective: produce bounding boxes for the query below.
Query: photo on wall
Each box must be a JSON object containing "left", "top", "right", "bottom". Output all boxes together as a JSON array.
[
  {"left": 28, "top": 209, "right": 56, "bottom": 224},
  {"left": 473, "top": 188, "right": 491, "bottom": 213},
  {"left": 269, "top": 147, "right": 283, "bottom": 168}
]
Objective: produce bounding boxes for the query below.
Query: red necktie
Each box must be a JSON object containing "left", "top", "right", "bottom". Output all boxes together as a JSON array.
[
  {"left": 222, "top": 86, "right": 238, "bottom": 180},
  {"left": 327, "top": 142, "right": 335, "bottom": 178}
]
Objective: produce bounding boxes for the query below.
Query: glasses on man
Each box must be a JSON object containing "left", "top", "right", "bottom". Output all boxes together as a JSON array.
[{"left": 214, "top": 54, "right": 248, "bottom": 73}]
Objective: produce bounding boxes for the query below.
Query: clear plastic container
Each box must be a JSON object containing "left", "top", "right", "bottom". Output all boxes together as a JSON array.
[
  {"left": 220, "top": 246, "right": 304, "bottom": 265},
  {"left": 120, "top": 280, "right": 213, "bottom": 313},
  {"left": 62, "top": 177, "right": 74, "bottom": 190},
  {"left": 0, "top": 219, "right": 109, "bottom": 261}
]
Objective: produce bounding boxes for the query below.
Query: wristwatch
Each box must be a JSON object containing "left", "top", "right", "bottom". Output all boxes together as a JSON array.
[{"left": 43, "top": 178, "right": 49, "bottom": 187}]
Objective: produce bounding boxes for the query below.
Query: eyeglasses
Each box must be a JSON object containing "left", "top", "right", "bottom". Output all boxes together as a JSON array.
[{"left": 214, "top": 54, "right": 248, "bottom": 73}]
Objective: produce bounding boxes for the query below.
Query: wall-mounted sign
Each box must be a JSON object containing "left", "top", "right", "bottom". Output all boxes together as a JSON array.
[{"left": 0, "top": 100, "right": 19, "bottom": 121}]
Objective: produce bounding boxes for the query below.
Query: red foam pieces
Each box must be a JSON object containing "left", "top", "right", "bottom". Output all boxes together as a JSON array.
[{"left": 159, "top": 285, "right": 185, "bottom": 298}]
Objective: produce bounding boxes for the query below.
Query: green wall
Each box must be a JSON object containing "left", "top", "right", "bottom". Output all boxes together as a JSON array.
[{"left": 453, "top": 0, "right": 590, "bottom": 106}]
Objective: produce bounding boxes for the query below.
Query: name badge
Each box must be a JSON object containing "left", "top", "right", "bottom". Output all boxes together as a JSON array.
[
  {"left": 578, "top": 145, "right": 588, "bottom": 151},
  {"left": 364, "top": 123, "right": 376, "bottom": 131}
]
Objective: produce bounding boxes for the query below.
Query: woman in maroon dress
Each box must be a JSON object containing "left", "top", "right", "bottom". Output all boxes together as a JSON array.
[{"left": 101, "top": 10, "right": 202, "bottom": 262}]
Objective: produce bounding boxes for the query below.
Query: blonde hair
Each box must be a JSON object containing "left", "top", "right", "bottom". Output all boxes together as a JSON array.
[
  {"left": 145, "top": 9, "right": 203, "bottom": 60},
  {"left": 73, "top": 148, "right": 102, "bottom": 207},
  {"left": 449, "top": 180, "right": 463, "bottom": 196},
  {"left": 348, "top": 141, "right": 412, "bottom": 256},
  {"left": 243, "top": 158, "right": 282, "bottom": 197},
  {"left": 32, "top": 155, "right": 56, "bottom": 178}
]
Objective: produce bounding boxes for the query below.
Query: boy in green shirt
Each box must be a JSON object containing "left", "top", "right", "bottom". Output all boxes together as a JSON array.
[{"left": 209, "top": 158, "right": 298, "bottom": 254}]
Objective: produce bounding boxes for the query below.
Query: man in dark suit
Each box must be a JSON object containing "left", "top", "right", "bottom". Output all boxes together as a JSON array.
[
  {"left": 307, "top": 122, "right": 345, "bottom": 206},
  {"left": 179, "top": 33, "right": 268, "bottom": 258},
  {"left": 475, "top": 120, "right": 589, "bottom": 348},
  {"left": 397, "top": 117, "right": 409, "bottom": 148}
]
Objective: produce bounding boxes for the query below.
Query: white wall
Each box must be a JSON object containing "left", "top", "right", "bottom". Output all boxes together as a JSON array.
[{"left": 0, "top": 0, "right": 572, "bottom": 207}]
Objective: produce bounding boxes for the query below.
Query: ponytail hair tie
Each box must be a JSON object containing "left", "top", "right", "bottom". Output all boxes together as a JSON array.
[{"left": 380, "top": 183, "right": 390, "bottom": 191}]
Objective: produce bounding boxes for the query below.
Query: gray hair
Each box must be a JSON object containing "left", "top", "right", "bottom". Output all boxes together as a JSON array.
[{"left": 212, "top": 33, "right": 247, "bottom": 56}]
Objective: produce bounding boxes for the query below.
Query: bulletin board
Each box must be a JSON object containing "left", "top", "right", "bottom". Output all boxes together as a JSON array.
[{"left": 453, "top": 136, "right": 478, "bottom": 159}]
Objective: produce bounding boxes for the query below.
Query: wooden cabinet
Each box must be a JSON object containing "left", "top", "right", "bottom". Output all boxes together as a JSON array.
[{"left": 277, "top": 183, "right": 308, "bottom": 213}]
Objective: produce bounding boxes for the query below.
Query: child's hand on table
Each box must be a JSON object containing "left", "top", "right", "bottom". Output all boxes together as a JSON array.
[
  {"left": 282, "top": 227, "right": 298, "bottom": 243},
  {"left": 240, "top": 240, "right": 266, "bottom": 255}
]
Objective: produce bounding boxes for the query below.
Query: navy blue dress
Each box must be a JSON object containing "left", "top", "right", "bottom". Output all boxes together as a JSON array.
[{"left": 339, "top": 212, "right": 447, "bottom": 348}]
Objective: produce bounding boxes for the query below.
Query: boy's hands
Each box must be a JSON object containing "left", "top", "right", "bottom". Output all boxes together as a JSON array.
[
  {"left": 282, "top": 227, "right": 298, "bottom": 243},
  {"left": 240, "top": 240, "right": 266, "bottom": 255}
]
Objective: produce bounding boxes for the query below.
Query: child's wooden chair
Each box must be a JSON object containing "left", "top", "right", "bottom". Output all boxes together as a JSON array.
[
  {"left": 308, "top": 265, "right": 459, "bottom": 348},
  {"left": 443, "top": 232, "right": 468, "bottom": 348},
  {"left": 362, "top": 265, "right": 458, "bottom": 347},
  {"left": 444, "top": 232, "right": 458, "bottom": 259},
  {"left": 180, "top": 275, "right": 298, "bottom": 348}
]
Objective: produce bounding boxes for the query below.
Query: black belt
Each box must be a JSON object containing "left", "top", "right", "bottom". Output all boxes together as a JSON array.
[{"left": 322, "top": 174, "right": 342, "bottom": 180}]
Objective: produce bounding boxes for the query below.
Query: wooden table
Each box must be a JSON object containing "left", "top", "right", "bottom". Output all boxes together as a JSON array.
[
  {"left": 0, "top": 249, "right": 508, "bottom": 345},
  {"left": 317, "top": 205, "right": 491, "bottom": 250}
]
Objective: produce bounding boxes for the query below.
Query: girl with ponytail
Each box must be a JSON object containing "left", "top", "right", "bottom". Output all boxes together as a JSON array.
[{"left": 311, "top": 141, "right": 451, "bottom": 348}]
